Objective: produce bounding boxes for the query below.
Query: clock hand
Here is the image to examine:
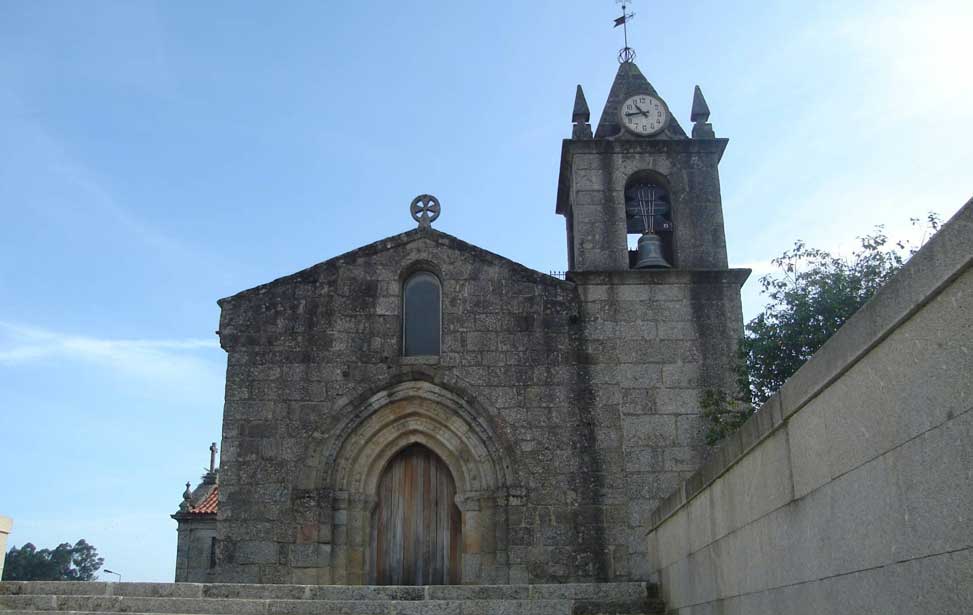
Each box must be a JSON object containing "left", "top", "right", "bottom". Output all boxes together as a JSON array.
[{"left": 632, "top": 103, "right": 650, "bottom": 117}]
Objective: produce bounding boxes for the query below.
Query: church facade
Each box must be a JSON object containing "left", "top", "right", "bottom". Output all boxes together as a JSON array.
[{"left": 173, "top": 59, "right": 748, "bottom": 586}]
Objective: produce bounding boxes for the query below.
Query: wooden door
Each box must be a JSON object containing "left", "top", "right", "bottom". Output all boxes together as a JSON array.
[{"left": 370, "top": 444, "right": 461, "bottom": 585}]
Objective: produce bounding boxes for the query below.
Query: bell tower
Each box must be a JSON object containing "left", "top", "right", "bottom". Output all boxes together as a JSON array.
[{"left": 555, "top": 60, "right": 730, "bottom": 272}]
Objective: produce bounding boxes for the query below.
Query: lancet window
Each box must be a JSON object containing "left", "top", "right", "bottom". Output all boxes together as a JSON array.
[{"left": 402, "top": 271, "right": 442, "bottom": 356}]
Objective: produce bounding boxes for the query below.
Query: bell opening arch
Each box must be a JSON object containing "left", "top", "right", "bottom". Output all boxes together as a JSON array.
[{"left": 624, "top": 169, "right": 675, "bottom": 268}]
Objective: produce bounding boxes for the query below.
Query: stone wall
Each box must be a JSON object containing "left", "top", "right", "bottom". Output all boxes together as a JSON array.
[
  {"left": 0, "top": 516, "right": 12, "bottom": 579},
  {"left": 555, "top": 139, "right": 730, "bottom": 272},
  {"left": 644, "top": 199, "right": 973, "bottom": 614},
  {"left": 213, "top": 227, "right": 745, "bottom": 585},
  {"left": 572, "top": 270, "right": 746, "bottom": 581},
  {"left": 174, "top": 517, "right": 216, "bottom": 583}
]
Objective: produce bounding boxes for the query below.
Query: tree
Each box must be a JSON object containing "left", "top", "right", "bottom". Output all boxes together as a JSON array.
[
  {"left": 701, "top": 215, "right": 941, "bottom": 444},
  {"left": 2, "top": 539, "right": 104, "bottom": 581}
]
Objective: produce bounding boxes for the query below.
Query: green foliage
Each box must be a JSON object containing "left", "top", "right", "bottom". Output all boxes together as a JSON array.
[
  {"left": 2, "top": 539, "right": 104, "bottom": 581},
  {"left": 702, "top": 214, "right": 941, "bottom": 443},
  {"left": 743, "top": 238, "right": 899, "bottom": 405},
  {"left": 700, "top": 388, "right": 753, "bottom": 445}
]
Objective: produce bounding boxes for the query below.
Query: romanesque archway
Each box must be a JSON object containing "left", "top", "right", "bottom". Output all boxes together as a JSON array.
[{"left": 295, "top": 379, "right": 520, "bottom": 585}]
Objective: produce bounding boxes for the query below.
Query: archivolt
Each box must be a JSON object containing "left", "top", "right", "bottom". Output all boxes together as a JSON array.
[{"left": 297, "top": 379, "right": 515, "bottom": 496}]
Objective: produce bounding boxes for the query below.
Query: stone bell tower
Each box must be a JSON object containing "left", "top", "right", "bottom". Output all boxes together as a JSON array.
[
  {"left": 556, "top": 60, "right": 730, "bottom": 272},
  {"left": 552, "top": 60, "right": 749, "bottom": 582}
]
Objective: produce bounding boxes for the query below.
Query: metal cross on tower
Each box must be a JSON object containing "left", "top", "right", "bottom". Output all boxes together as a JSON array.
[{"left": 614, "top": 0, "right": 636, "bottom": 63}]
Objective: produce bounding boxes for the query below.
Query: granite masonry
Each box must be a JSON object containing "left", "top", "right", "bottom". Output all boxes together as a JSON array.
[
  {"left": 644, "top": 199, "right": 973, "bottom": 615},
  {"left": 172, "top": 59, "right": 749, "bottom": 587}
]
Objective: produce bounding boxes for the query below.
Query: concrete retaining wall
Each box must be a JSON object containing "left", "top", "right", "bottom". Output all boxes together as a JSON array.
[{"left": 644, "top": 199, "right": 973, "bottom": 614}]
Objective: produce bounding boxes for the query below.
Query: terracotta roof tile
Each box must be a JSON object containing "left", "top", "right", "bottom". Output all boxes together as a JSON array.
[{"left": 188, "top": 485, "right": 218, "bottom": 515}]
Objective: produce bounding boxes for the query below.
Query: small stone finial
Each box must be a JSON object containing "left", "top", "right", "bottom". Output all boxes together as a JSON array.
[
  {"left": 691, "top": 85, "right": 710, "bottom": 122},
  {"left": 572, "top": 85, "right": 590, "bottom": 124},
  {"left": 209, "top": 442, "right": 218, "bottom": 473},
  {"left": 572, "top": 85, "right": 593, "bottom": 139},
  {"left": 179, "top": 481, "right": 192, "bottom": 511},
  {"left": 691, "top": 85, "right": 716, "bottom": 139},
  {"left": 410, "top": 194, "right": 441, "bottom": 229}
]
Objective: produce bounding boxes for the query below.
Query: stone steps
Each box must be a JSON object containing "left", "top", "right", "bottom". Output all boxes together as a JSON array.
[{"left": 0, "top": 582, "right": 665, "bottom": 615}]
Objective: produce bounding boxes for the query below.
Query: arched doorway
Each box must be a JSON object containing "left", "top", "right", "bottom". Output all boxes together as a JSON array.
[
  {"left": 308, "top": 382, "right": 521, "bottom": 585},
  {"left": 369, "top": 444, "right": 461, "bottom": 585}
]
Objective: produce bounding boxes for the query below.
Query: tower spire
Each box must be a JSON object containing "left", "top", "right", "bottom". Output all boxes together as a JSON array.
[
  {"left": 691, "top": 85, "right": 716, "bottom": 138},
  {"left": 572, "top": 85, "right": 593, "bottom": 139}
]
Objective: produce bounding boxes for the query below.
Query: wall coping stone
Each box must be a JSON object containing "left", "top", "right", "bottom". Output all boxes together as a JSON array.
[{"left": 646, "top": 196, "right": 973, "bottom": 532}]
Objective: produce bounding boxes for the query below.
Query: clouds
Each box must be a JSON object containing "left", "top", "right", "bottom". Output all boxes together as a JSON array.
[
  {"left": 0, "top": 321, "right": 215, "bottom": 362},
  {"left": 834, "top": 1, "right": 973, "bottom": 115},
  {"left": 0, "top": 114, "right": 201, "bottom": 266},
  {"left": 0, "top": 320, "right": 224, "bottom": 581},
  {"left": 0, "top": 321, "right": 222, "bottom": 393},
  {"left": 723, "top": 0, "right": 972, "bottom": 316}
]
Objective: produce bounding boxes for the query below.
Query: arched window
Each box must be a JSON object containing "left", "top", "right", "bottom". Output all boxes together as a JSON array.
[
  {"left": 402, "top": 271, "right": 441, "bottom": 356},
  {"left": 625, "top": 177, "right": 674, "bottom": 268}
]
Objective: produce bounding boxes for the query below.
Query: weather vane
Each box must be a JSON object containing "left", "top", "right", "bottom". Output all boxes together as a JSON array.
[{"left": 614, "top": 0, "right": 636, "bottom": 63}]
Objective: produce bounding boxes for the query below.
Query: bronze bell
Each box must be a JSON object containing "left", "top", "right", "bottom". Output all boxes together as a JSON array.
[{"left": 634, "top": 232, "right": 671, "bottom": 269}]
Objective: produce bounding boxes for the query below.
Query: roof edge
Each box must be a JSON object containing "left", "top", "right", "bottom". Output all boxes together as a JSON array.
[{"left": 218, "top": 228, "right": 574, "bottom": 306}]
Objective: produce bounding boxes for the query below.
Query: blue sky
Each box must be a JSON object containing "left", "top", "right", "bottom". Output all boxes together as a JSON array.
[{"left": 1, "top": 1, "right": 970, "bottom": 582}]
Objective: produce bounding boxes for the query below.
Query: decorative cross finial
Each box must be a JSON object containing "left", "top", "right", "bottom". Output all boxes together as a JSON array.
[
  {"left": 410, "top": 194, "right": 441, "bottom": 229},
  {"left": 614, "top": 1, "right": 636, "bottom": 64},
  {"left": 209, "top": 442, "right": 218, "bottom": 473}
]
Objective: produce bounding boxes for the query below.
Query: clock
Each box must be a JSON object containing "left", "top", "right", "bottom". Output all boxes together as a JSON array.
[{"left": 620, "top": 94, "right": 669, "bottom": 136}]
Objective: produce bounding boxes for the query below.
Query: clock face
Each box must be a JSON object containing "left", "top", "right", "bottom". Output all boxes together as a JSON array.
[{"left": 620, "top": 95, "right": 669, "bottom": 136}]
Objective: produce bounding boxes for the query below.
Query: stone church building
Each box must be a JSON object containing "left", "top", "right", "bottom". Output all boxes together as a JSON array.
[
  {"left": 165, "top": 49, "right": 973, "bottom": 614},
  {"left": 174, "top": 56, "right": 749, "bottom": 584},
  {"left": 173, "top": 57, "right": 748, "bottom": 587}
]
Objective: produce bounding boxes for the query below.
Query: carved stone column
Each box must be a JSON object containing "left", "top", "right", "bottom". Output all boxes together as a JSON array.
[{"left": 455, "top": 492, "right": 483, "bottom": 584}]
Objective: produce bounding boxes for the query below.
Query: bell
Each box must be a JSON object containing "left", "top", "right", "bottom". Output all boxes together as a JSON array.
[{"left": 634, "top": 232, "right": 671, "bottom": 269}]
